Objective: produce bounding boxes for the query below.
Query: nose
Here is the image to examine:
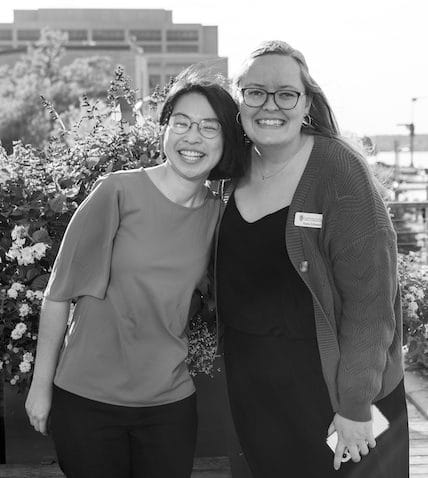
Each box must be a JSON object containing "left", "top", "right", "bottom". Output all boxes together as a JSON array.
[
  {"left": 263, "top": 92, "right": 279, "bottom": 111},
  {"left": 184, "top": 122, "right": 203, "bottom": 142}
]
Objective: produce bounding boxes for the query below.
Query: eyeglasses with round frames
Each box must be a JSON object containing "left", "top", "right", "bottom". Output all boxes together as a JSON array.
[
  {"left": 168, "top": 113, "right": 222, "bottom": 139},
  {"left": 240, "top": 88, "right": 305, "bottom": 110}
]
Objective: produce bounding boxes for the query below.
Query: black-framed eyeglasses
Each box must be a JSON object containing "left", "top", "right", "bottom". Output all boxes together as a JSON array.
[
  {"left": 168, "top": 113, "right": 222, "bottom": 139},
  {"left": 240, "top": 88, "right": 305, "bottom": 110}
]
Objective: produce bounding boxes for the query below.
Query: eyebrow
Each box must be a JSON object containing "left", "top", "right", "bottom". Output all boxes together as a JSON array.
[
  {"left": 243, "top": 83, "right": 298, "bottom": 89},
  {"left": 172, "top": 112, "right": 219, "bottom": 121}
]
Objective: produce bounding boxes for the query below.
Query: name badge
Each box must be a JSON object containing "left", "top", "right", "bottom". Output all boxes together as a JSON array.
[{"left": 294, "top": 212, "right": 323, "bottom": 229}]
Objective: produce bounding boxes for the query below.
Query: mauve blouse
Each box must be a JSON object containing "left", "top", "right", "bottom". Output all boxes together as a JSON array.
[{"left": 44, "top": 168, "right": 220, "bottom": 406}]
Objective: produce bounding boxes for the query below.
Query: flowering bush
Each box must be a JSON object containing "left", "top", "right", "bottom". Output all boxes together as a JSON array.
[
  {"left": 398, "top": 251, "right": 428, "bottom": 369},
  {"left": 186, "top": 315, "right": 217, "bottom": 377},
  {"left": 0, "top": 65, "right": 219, "bottom": 392}
]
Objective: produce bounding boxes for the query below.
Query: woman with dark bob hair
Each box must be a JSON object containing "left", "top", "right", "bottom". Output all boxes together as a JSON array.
[
  {"left": 215, "top": 40, "right": 409, "bottom": 477},
  {"left": 25, "top": 67, "right": 246, "bottom": 478}
]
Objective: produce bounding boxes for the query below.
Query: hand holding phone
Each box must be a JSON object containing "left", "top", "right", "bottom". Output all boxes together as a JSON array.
[{"left": 326, "top": 405, "right": 389, "bottom": 463}]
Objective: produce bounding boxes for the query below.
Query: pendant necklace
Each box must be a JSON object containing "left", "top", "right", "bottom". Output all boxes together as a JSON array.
[{"left": 254, "top": 136, "right": 308, "bottom": 181}]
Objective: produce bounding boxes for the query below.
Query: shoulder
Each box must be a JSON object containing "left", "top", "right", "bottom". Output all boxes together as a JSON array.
[
  {"left": 93, "top": 168, "right": 144, "bottom": 191},
  {"left": 314, "top": 135, "right": 369, "bottom": 176},
  {"left": 314, "top": 135, "right": 379, "bottom": 196}
]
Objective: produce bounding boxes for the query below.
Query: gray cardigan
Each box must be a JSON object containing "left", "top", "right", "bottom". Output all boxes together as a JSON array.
[{"left": 214, "top": 134, "right": 403, "bottom": 422}]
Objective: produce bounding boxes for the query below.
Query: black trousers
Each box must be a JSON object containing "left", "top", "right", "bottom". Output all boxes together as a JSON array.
[
  {"left": 223, "top": 326, "right": 409, "bottom": 478},
  {"left": 50, "top": 385, "right": 197, "bottom": 478}
]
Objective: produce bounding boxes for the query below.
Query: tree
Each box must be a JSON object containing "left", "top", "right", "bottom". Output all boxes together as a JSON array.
[{"left": 0, "top": 28, "right": 113, "bottom": 152}]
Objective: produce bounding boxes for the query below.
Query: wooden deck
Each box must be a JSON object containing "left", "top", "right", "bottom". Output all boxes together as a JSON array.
[
  {"left": 0, "top": 401, "right": 426, "bottom": 477},
  {"left": 0, "top": 457, "right": 232, "bottom": 478},
  {"left": 409, "top": 401, "right": 428, "bottom": 477}
]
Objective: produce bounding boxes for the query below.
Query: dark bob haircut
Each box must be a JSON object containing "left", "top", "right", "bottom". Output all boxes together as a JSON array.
[{"left": 159, "top": 66, "right": 248, "bottom": 180}]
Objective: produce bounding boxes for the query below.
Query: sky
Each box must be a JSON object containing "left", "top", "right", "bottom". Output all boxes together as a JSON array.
[{"left": 0, "top": 0, "right": 427, "bottom": 136}]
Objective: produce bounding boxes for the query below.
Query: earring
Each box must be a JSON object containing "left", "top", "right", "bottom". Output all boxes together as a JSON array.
[
  {"left": 236, "top": 112, "right": 252, "bottom": 146},
  {"left": 302, "top": 114, "right": 313, "bottom": 128}
]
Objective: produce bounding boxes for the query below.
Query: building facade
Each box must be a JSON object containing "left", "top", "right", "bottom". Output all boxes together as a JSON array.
[{"left": 0, "top": 9, "right": 228, "bottom": 98}]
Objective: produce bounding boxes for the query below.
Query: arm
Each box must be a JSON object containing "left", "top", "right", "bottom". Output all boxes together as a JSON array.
[
  {"left": 329, "top": 225, "right": 397, "bottom": 470},
  {"left": 25, "top": 298, "right": 70, "bottom": 435},
  {"left": 324, "top": 148, "right": 398, "bottom": 467}
]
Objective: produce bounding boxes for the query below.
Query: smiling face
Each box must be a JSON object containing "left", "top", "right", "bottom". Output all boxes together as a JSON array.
[
  {"left": 163, "top": 92, "right": 224, "bottom": 182},
  {"left": 238, "top": 54, "right": 311, "bottom": 150}
]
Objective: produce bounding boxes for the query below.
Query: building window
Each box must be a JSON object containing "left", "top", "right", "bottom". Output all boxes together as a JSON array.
[
  {"left": 0, "top": 30, "right": 13, "bottom": 41},
  {"left": 166, "top": 30, "right": 198, "bottom": 42},
  {"left": 92, "top": 29, "right": 125, "bottom": 42},
  {"left": 129, "top": 30, "right": 161, "bottom": 42},
  {"left": 65, "top": 29, "right": 88, "bottom": 42},
  {"left": 139, "top": 44, "right": 162, "bottom": 53},
  {"left": 167, "top": 44, "right": 199, "bottom": 53},
  {"left": 149, "top": 74, "right": 161, "bottom": 90},
  {"left": 17, "top": 29, "right": 40, "bottom": 41},
  {"left": 165, "top": 63, "right": 191, "bottom": 69}
]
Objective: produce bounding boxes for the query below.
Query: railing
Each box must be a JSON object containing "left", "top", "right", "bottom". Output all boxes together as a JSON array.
[{"left": 388, "top": 201, "right": 428, "bottom": 259}]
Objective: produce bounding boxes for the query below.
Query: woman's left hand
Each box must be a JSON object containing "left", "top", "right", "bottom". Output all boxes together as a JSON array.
[{"left": 328, "top": 413, "right": 376, "bottom": 470}]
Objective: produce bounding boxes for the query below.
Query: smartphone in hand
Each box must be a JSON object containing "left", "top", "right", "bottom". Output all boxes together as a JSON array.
[{"left": 326, "top": 405, "right": 389, "bottom": 462}]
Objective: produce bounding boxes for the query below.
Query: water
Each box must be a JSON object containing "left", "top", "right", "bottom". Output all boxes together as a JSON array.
[
  {"left": 368, "top": 151, "right": 428, "bottom": 202},
  {"left": 369, "top": 151, "right": 428, "bottom": 169}
]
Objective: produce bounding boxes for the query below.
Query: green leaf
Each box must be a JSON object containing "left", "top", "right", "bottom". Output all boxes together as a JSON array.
[
  {"left": 32, "top": 228, "right": 51, "bottom": 244},
  {"left": 31, "top": 273, "right": 50, "bottom": 291},
  {"left": 26, "top": 268, "right": 39, "bottom": 282},
  {"left": 48, "top": 194, "right": 66, "bottom": 213}
]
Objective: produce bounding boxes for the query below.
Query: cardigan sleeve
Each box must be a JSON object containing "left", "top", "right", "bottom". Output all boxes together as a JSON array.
[
  {"left": 327, "top": 148, "right": 400, "bottom": 421},
  {"left": 331, "top": 227, "right": 398, "bottom": 421},
  {"left": 44, "top": 174, "right": 121, "bottom": 301}
]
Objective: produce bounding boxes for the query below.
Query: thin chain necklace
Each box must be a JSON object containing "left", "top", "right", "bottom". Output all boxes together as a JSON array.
[{"left": 254, "top": 136, "right": 308, "bottom": 180}]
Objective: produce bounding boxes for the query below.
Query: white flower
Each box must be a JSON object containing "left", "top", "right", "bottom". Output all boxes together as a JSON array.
[
  {"left": 416, "top": 289, "right": 425, "bottom": 300},
  {"left": 10, "top": 378, "right": 17, "bottom": 385},
  {"left": 26, "top": 290, "right": 35, "bottom": 300},
  {"left": 17, "top": 247, "right": 35, "bottom": 266},
  {"left": 19, "top": 361, "right": 31, "bottom": 373},
  {"left": 405, "top": 293, "right": 415, "bottom": 302},
  {"left": 32, "top": 242, "right": 49, "bottom": 260},
  {"left": 18, "top": 303, "right": 32, "bottom": 317},
  {"left": 11, "top": 225, "right": 27, "bottom": 241},
  {"left": 11, "top": 329, "right": 22, "bottom": 340},
  {"left": 7, "top": 282, "right": 24, "bottom": 299},
  {"left": 7, "top": 288, "right": 18, "bottom": 299},
  {"left": 0, "top": 361, "right": 3, "bottom": 370},
  {"left": 14, "top": 237, "right": 26, "bottom": 247},
  {"left": 16, "top": 322, "right": 27, "bottom": 333},
  {"left": 11, "top": 322, "right": 27, "bottom": 340},
  {"left": 23, "top": 352, "right": 34, "bottom": 363},
  {"left": 7, "top": 343, "right": 13, "bottom": 350},
  {"left": 6, "top": 246, "right": 20, "bottom": 262},
  {"left": 12, "top": 347, "right": 19, "bottom": 353},
  {"left": 34, "top": 291, "right": 44, "bottom": 301},
  {"left": 408, "top": 301, "right": 419, "bottom": 314}
]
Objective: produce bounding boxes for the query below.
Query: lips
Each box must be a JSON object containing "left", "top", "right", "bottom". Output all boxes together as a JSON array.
[
  {"left": 178, "top": 149, "right": 205, "bottom": 162},
  {"left": 255, "top": 119, "right": 286, "bottom": 127}
]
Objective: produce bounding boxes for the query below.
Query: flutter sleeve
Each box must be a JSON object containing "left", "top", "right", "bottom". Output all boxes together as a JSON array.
[{"left": 44, "top": 174, "right": 121, "bottom": 301}]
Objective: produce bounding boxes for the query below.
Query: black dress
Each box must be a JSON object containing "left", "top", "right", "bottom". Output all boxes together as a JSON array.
[{"left": 217, "top": 193, "right": 409, "bottom": 478}]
